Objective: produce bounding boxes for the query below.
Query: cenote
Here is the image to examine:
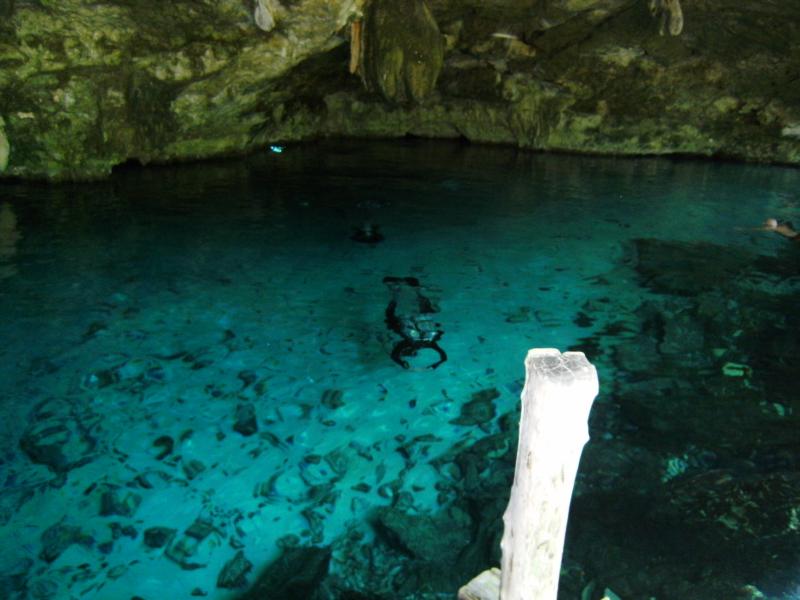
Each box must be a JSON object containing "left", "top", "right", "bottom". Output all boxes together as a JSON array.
[{"left": 0, "top": 140, "right": 799, "bottom": 600}]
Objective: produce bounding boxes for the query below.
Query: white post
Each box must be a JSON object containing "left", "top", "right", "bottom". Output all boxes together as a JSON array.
[{"left": 458, "top": 348, "right": 599, "bottom": 600}]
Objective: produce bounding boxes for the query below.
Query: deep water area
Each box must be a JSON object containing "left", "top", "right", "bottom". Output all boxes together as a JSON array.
[{"left": 0, "top": 140, "right": 799, "bottom": 600}]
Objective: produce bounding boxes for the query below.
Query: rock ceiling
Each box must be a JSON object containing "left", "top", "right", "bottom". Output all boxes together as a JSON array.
[{"left": 0, "top": 0, "right": 798, "bottom": 179}]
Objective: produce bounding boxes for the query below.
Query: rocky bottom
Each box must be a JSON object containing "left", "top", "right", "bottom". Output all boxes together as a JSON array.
[
  {"left": 0, "top": 237, "right": 795, "bottom": 600},
  {"left": 0, "top": 148, "right": 798, "bottom": 600}
]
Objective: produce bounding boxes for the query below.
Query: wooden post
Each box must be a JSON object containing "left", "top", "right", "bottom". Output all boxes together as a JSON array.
[{"left": 459, "top": 348, "right": 599, "bottom": 600}]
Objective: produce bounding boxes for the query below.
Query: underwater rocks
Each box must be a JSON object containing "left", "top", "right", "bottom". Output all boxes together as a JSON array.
[
  {"left": 555, "top": 236, "right": 800, "bottom": 596},
  {"left": 632, "top": 238, "right": 755, "bottom": 297},
  {"left": 374, "top": 504, "right": 471, "bottom": 564},
  {"left": 39, "top": 522, "right": 94, "bottom": 563},
  {"left": 0, "top": 558, "right": 32, "bottom": 598},
  {"left": 19, "top": 398, "right": 98, "bottom": 475},
  {"left": 165, "top": 518, "right": 225, "bottom": 571},
  {"left": 648, "top": 467, "right": 800, "bottom": 587},
  {"left": 320, "top": 388, "right": 345, "bottom": 410},
  {"left": 240, "top": 545, "right": 331, "bottom": 600},
  {"left": 233, "top": 402, "right": 259, "bottom": 436},
  {"left": 217, "top": 550, "right": 253, "bottom": 589},
  {"left": 99, "top": 486, "right": 142, "bottom": 518},
  {"left": 450, "top": 387, "right": 499, "bottom": 426},
  {"left": 325, "top": 503, "right": 485, "bottom": 598},
  {"left": 143, "top": 526, "right": 177, "bottom": 549}
]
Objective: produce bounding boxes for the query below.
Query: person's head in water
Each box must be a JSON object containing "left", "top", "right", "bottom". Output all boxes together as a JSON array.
[
  {"left": 351, "top": 222, "right": 384, "bottom": 244},
  {"left": 761, "top": 218, "right": 799, "bottom": 241}
]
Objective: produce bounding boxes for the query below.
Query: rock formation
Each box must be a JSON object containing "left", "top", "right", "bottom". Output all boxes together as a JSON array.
[
  {"left": 0, "top": 0, "right": 798, "bottom": 179},
  {"left": 360, "top": 0, "right": 444, "bottom": 104},
  {"left": 650, "top": 0, "right": 684, "bottom": 36}
]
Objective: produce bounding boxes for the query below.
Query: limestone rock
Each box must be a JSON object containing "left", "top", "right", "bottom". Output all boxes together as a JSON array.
[
  {"left": 217, "top": 550, "right": 253, "bottom": 589},
  {"left": 40, "top": 522, "right": 93, "bottom": 563},
  {"left": 99, "top": 486, "right": 142, "bottom": 517},
  {"left": 650, "top": 0, "right": 684, "bottom": 36},
  {"left": 374, "top": 505, "right": 472, "bottom": 564},
  {"left": 234, "top": 402, "right": 258, "bottom": 436},
  {"left": 254, "top": 0, "right": 284, "bottom": 33},
  {"left": 655, "top": 470, "right": 800, "bottom": 541},
  {"left": 632, "top": 239, "right": 754, "bottom": 297},
  {"left": 0, "top": 0, "right": 799, "bottom": 179},
  {"left": 239, "top": 545, "right": 331, "bottom": 599},
  {"left": 165, "top": 518, "right": 223, "bottom": 570},
  {"left": 0, "top": 557, "right": 33, "bottom": 598},
  {"left": 450, "top": 387, "right": 499, "bottom": 426},
  {"left": 19, "top": 399, "right": 97, "bottom": 474},
  {"left": 143, "top": 526, "right": 177, "bottom": 549},
  {"left": 362, "top": 0, "right": 444, "bottom": 103},
  {"left": 321, "top": 389, "right": 345, "bottom": 409}
]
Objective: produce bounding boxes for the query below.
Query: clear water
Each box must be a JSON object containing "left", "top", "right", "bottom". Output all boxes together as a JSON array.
[{"left": 0, "top": 140, "right": 798, "bottom": 600}]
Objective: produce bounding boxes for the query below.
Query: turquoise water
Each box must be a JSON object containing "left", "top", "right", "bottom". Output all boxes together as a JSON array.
[{"left": 0, "top": 140, "right": 798, "bottom": 599}]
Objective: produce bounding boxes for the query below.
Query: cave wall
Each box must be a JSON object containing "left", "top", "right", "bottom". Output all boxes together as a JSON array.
[{"left": 0, "top": 0, "right": 798, "bottom": 180}]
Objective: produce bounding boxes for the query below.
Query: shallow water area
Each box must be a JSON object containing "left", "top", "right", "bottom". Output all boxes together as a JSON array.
[{"left": 0, "top": 140, "right": 799, "bottom": 600}]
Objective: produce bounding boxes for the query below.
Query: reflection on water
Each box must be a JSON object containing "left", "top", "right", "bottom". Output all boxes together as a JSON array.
[
  {"left": 0, "top": 140, "right": 798, "bottom": 600},
  {"left": 0, "top": 202, "right": 21, "bottom": 280}
]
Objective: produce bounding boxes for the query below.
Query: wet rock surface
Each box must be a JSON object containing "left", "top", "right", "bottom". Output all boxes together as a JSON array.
[{"left": 0, "top": 0, "right": 798, "bottom": 179}]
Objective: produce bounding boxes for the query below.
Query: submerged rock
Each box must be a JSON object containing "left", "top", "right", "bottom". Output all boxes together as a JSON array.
[
  {"left": 19, "top": 399, "right": 97, "bottom": 474},
  {"left": 143, "top": 526, "right": 177, "bottom": 549},
  {"left": 632, "top": 238, "right": 754, "bottom": 297},
  {"left": 217, "top": 550, "right": 253, "bottom": 589},
  {"left": 373, "top": 505, "right": 472, "bottom": 564},
  {"left": 99, "top": 486, "right": 142, "bottom": 517},
  {"left": 39, "top": 522, "right": 93, "bottom": 563},
  {"left": 320, "top": 389, "right": 345, "bottom": 410},
  {"left": 0, "top": 557, "right": 32, "bottom": 598},
  {"left": 656, "top": 469, "right": 800, "bottom": 541},
  {"left": 234, "top": 402, "right": 258, "bottom": 436},
  {"left": 165, "top": 518, "right": 223, "bottom": 570},
  {"left": 239, "top": 545, "right": 331, "bottom": 600},
  {"left": 450, "top": 387, "right": 499, "bottom": 426}
]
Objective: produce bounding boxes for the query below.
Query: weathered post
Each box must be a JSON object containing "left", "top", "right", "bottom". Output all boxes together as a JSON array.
[{"left": 459, "top": 348, "right": 599, "bottom": 600}]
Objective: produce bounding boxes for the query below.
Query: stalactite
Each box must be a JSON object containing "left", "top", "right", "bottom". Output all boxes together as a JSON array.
[
  {"left": 254, "top": 0, "right": 283, "bottom": 33},
  {"left": 349, "top": 19, "right": 363, "bottom": 75},
  {"left": 649, "top": 0, "right": 684, "bottom": 36},
  {"left": 0, "top": 123, "right": 9, "bottom": 173}
]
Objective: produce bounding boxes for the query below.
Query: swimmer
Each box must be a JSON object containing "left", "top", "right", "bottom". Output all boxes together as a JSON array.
[
  {"left": 383, "top": 276, "right": 447, "bottom": 370},
  {"left": 760, "top": 218, "right": 800, "bottom": 242},
  {"left": 351, "top": 222, "right": 384, "bottom": 244}
]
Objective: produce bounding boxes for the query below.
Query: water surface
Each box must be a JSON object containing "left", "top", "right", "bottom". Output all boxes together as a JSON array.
[{"left": 0, "top": 140, "right": 798, "bottom": 599}]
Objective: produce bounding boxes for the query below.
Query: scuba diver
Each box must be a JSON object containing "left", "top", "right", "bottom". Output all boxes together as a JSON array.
[{"left": 383, "top": 276, "right": 447, "bottom": 370}]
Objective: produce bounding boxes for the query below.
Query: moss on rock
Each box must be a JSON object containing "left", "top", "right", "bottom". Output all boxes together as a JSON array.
[{"left": 0, "top": 0, "right": 798, "bottom": 179}]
